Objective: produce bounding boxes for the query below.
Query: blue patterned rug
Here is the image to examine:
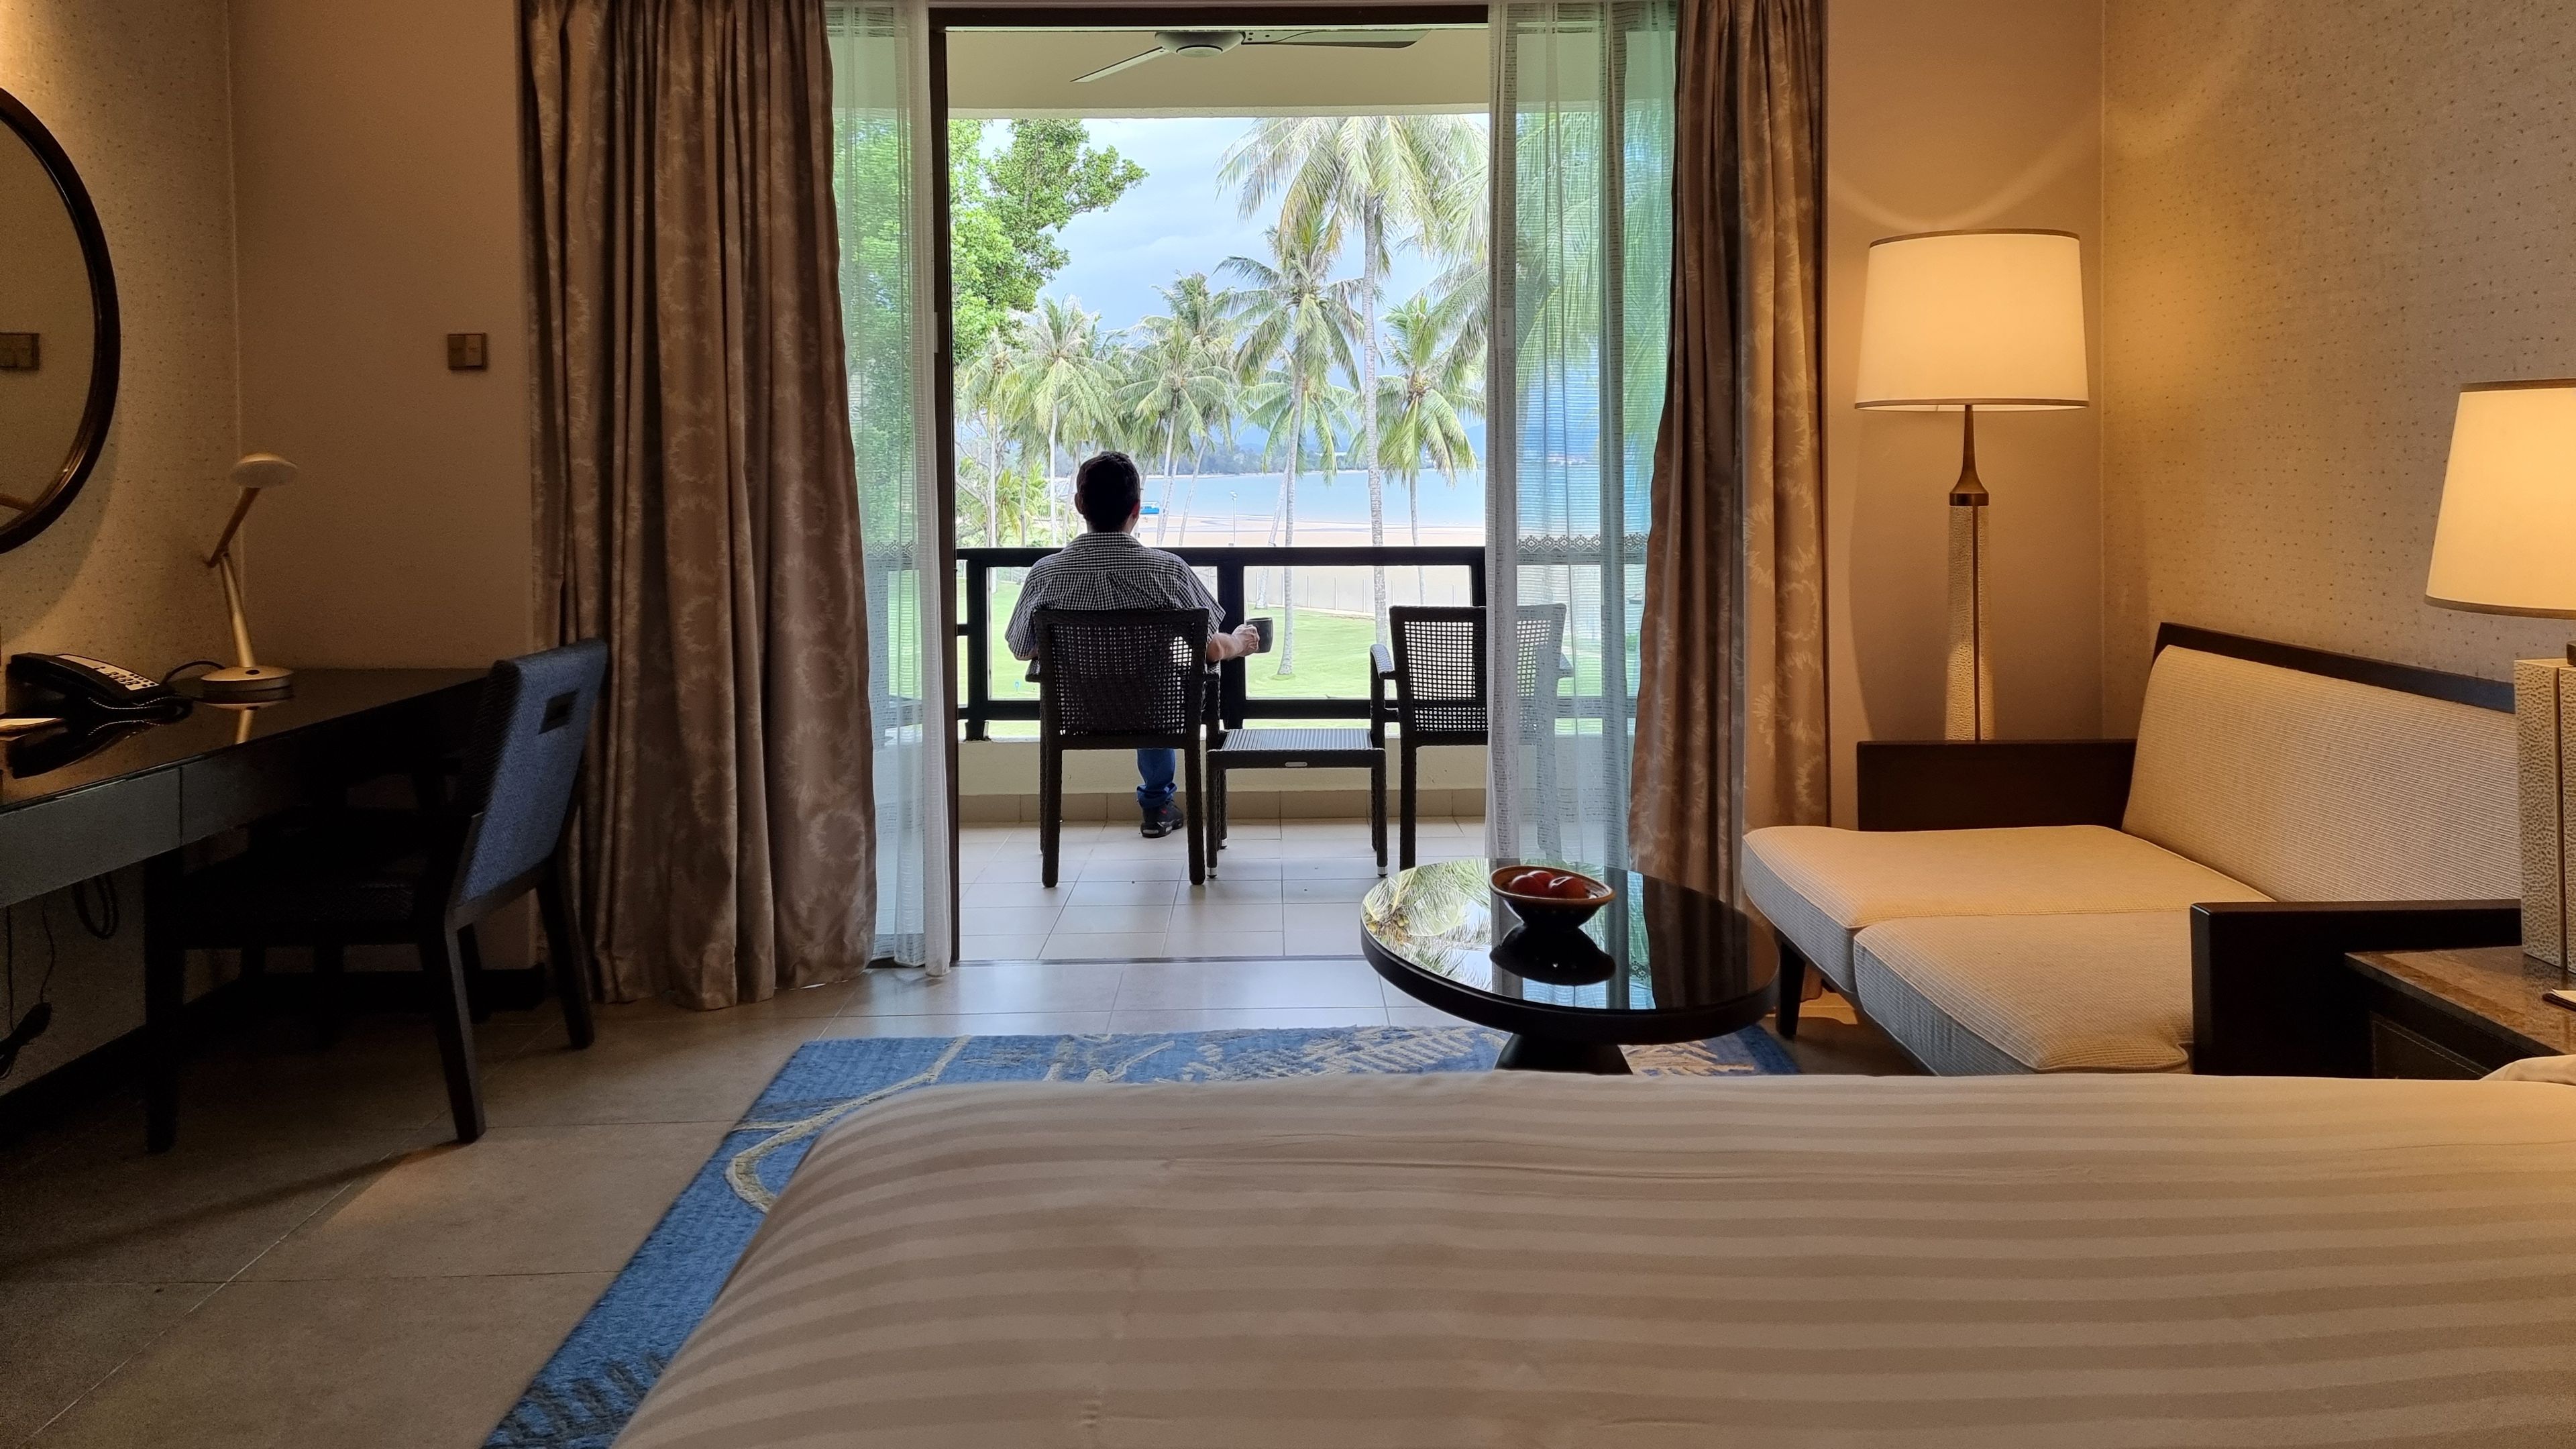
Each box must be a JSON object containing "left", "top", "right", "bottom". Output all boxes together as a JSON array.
[{"left": 484, "top": 1022, "right": 1796, "bottom": 1448}]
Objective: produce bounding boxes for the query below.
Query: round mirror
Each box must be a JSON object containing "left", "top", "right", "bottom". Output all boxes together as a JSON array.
[{"left": 0, "top": 87, "right": 117, "bottom": 554}]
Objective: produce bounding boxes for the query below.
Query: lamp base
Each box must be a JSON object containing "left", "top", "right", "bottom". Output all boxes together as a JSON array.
[{"left": 197, "top": 664, "right": 294, "bottom": 702}]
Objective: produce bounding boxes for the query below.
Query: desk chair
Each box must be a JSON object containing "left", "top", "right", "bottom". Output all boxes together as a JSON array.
[
  {"left": 1034, "top": 608, "right": 1210, "bottom": 886},
  {"left": 1372, "top": 606, "right": 1568, "bottom": 867},
  {"left": 151, "top": 639, "right": 608, "bottom": 1148}
]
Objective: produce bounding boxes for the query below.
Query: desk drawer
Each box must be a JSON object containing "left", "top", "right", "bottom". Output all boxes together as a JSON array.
[{"left": 0, "top": 769, "right": 182, "bottom": 901}]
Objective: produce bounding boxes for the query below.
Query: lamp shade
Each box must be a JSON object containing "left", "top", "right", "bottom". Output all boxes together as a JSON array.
[
  {"left": 228, "top": 452, "right": 297, "bottom": 489},
  {"left": 1854, "top": 229, "right": 2090, "bottom": 411},
  {"left": 2424, "top": 380, "right": 2576, "bottom": 616}
]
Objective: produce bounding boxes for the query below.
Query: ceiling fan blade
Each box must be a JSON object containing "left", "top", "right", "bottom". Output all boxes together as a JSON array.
[
  {"left": 1073, "top": 48, "right": 1166, "bottom": 83},
  {"left": 1244, "top": 30, "right": 1426, "bottom": 50}
]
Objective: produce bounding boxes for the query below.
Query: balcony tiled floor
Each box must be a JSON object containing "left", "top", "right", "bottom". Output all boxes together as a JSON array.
[{"left": 959, "top": 817, "right": 1481, "bottom": 963}]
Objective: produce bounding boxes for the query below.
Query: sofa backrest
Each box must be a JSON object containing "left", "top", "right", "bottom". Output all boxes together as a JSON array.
[{"left": 2122, "top": 644, "right": 2516, "bottom": 902}]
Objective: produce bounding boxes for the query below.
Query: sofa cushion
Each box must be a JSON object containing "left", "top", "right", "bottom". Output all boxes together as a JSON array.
[
  {"left": 1743, "top": 824, "right": 2266, "bottom": 988},
  {"left": 2123, "top": 646, "right": 2516, "bottom": 903},
  {"left": 1854, "top": 912, "right": 2200, "bottom": 1074}
]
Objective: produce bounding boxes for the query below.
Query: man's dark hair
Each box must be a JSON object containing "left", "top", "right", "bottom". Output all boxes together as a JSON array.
[{"left": 1073, "top": 452, "right": 1143, "bottom": 531}]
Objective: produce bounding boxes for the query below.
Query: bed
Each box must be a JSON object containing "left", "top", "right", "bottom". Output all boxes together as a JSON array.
[{"left": 616, "top": 1071, "right": 2576, "bottom": 1447}]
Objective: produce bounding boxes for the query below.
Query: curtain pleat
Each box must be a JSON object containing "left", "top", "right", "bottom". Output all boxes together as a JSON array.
[
  {"left": 525, "top": 0, "right": 879, "bottom": 1007},
  {"left": 1629, "top": 0, "right": 1826, "bottom": 898}
]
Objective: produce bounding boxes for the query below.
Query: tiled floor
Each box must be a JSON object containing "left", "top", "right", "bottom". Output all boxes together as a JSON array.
[
  {"left": 959, "top": 818, "right": 1481, "bottom": 961},
  {"left": 0, "top": 817, "right": 1917, "bottom": 1448}
]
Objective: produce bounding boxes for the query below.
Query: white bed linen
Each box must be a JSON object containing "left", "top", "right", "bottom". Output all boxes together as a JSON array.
[{"left": 619, "top": 1072, "right": 2576, "bottom": 1448}]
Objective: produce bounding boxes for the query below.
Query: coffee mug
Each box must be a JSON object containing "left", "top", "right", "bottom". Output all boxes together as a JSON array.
[{"left": 1248, "top": 616, "right": 1275, "bottom": 652}]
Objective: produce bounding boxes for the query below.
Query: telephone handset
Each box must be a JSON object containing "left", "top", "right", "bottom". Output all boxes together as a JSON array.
[{"left": 7, "top": 653, "right": 193, "bottom": 724}]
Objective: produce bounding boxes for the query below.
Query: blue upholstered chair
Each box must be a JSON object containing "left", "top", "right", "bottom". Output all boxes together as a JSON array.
[{"left": 160, "top": 640, "right": 608, "bottom": 1144}]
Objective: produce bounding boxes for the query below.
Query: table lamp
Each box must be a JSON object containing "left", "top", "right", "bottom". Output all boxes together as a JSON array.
[
  {"left": 200, "top": 451, "right": 299, "bottom": 702},
  {"left": 2422, "top": 379, "right": 2576, "bottom": 968},
  {"left": 1855, "top": 229, "right": 2090, "bottom": 740}
]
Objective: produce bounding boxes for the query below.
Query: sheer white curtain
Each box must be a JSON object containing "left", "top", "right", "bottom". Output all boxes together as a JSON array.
[
  {"left": 1487, "top": 1, "right": 1678, "bottom": 869},
  {"left": 830, "top": 0, "right": 952, "bottom": 973}
]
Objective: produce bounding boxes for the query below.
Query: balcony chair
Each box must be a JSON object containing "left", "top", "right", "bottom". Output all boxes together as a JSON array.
[
  {"left": 1372, "top": 605, "right": 1568, "bottom": 867},
  {"left": 150, "top": 639, "right": 608, "bottom": 1148},
  {"left": 1034, "top": 608, "right": 1212, "bottom": 886}
]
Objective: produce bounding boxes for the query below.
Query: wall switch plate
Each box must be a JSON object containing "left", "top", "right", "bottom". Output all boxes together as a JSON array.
[
  {"left": 0, "top": 333, "right": 38, "bottom": 371},
  {"left": 446, "top": 333, "right": 488, "bottom": 370}
]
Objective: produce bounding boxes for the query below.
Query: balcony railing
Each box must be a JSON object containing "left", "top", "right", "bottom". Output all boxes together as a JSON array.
[{"left": 957, "top": 545, "right": 1487, "bottom": 740}]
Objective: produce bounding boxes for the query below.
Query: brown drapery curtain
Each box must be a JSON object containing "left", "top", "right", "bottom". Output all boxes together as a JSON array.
[
  {"left": 1630, "top": 0, "right": 1828, "bottom": 897},
  {"left": 524, "top": 0, "right": 877, "bottom": 1008}
]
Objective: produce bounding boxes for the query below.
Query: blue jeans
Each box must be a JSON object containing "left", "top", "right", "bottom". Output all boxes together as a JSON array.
[{"left": 1136, "top": 749, "right": 1177, "bottom": 812}]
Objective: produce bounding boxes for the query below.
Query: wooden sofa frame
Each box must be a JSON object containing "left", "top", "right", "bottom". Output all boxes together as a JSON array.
[{"left": 1782, "top": 623, "right": 2521, "bottom": 1075}]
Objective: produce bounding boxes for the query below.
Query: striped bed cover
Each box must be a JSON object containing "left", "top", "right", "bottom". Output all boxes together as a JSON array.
[{"left": 617, "top": 1072, "right": 2576, "bottom": 1448}]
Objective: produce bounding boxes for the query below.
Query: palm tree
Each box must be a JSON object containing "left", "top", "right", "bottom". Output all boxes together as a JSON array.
[
  {"left": 1011, "top": 297, "right": 1119, "bottom": 543},
  {"left": 1378, "top": 291, "right": 1482, "bottom": 597},
  {"left": 1224, "top": 210, "right": 1360, "bottom": 677},
  {"left": 1223, "top": 115, "right": 1483, "bottom": 641},
  {"left": 1136, "top": 274, "right": 1239, "bottom": 543},
  {"left": 956, "top": 324, "right": 1029, "bottom": 547},
  {"left": 1123, "top": 325, "right": 1232, "bottom": 544}
]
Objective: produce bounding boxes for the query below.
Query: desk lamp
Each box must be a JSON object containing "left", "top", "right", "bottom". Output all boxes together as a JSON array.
[
  {"left": 201, "top": 451, "right": 299, "bottom": 702},
  {"left": 1855, "top": 229, "right": 2090, "bottom": 740},
  {"left": 2423, "top": 379, "right": 2576, "bottom": 969}
]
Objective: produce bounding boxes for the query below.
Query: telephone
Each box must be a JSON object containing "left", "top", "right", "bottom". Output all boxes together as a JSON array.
[{"left": 7, "top": 653, "right": 193, "bottom": 724}]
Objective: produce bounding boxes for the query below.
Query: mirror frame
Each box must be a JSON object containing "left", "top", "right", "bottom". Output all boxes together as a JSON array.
[{"left": 0, "top": 86, "right": 119, "bottom": 555}]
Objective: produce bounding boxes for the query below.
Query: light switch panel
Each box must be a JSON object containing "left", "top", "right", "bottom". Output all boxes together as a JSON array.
[
  {"left": 0, "top": 333, "right": 38, "bottom": 371},
  {"left": 446, "top": 333, "right": 488, "bottom": 371}
]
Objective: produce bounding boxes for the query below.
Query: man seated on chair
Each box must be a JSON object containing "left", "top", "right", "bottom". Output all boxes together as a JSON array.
[{"left": 1006, "top": 451, "right": 1263, "bottom": 839}]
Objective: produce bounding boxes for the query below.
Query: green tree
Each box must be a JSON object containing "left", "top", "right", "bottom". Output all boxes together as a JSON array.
[
  {"left": 1126, "top": 278, "right": 1238, "bottom": 543},
  {"left": 1223, "top": 115, "right": 1482, "bottom": 641},
  {"left": 1224, "top": 211, "right": 1360, "bottom": 676},
  {"left": 1378, "top": 291, "right": 1483, "bottom": 595},
  {"left": 1010, "top": 297, "right": 1121, "bottom": 543},
  {"left": 949, "top": 120, "right": 1145, "bottom": 359}
]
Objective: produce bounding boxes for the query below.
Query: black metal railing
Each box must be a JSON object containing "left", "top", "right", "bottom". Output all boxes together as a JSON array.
[{"left": 957, "top": 544, "right": 1487, "bottom": 739}]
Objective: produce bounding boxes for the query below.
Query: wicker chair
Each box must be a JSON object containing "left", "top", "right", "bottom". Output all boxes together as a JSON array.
[
  {"left": 1371, "top": 605, "right": 1568, "bottom": 867},
  {"left": 1034, "top": 607, "right": 1213, "bottom": 886}
]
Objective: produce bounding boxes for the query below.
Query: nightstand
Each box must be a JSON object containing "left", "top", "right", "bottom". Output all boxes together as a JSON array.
[{"left": 2340, "top": 948, "right": 2576, "bottom": 1078}]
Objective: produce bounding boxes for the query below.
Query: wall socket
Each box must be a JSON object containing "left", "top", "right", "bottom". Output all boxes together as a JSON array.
[
  {"left": 445, "top": 333, "right": 488, "bottom": 371},
  {"left": 0, "top": 333, "right": 38, "bottom": 371}
]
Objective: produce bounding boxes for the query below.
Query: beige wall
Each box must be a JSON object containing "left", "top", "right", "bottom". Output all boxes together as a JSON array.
[
  {"left": 229, "top": 0, "right": 533, "bottom": 669},
  {"left": 2099, "top": 0, "right": 2576, "bottom": 725},
  {"left": 1823, "top": 0, "right": 2106, "bottom": 825},
  {"left": 0, "top": 0, "right": 242, "bottom": 1089}
]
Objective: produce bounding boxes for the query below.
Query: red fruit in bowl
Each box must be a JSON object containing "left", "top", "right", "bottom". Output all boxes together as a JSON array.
[{"left": 1499, "top": 867, "right": 1554, "bottom": 894}]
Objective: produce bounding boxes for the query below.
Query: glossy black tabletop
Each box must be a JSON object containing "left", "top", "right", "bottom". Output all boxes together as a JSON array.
[
  {"left": 1, "top": 668, "right": 483, "bottom": 808},
  {"left": 1360, "top": 857, "right": 1775, "bottom": 1044}
]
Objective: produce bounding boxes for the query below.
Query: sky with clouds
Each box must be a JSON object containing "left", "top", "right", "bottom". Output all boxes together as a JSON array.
[{"left": 1042, "top": 117, "right": 1453, "bottom": 337}]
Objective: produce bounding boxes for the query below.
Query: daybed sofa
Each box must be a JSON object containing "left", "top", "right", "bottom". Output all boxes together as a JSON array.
[{"left": 1745, "top": 625, "right": 2524, "bottom": 1076}]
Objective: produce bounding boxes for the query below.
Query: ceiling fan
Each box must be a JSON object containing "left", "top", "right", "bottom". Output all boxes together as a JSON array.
[{"left": 1073, "top": 29, "right": 1426, "bottom": 84}]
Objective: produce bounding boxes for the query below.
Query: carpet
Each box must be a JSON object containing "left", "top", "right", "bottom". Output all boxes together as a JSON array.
[{"left": 484, "top": 1022, "right": 1797, "bottom": 1448}]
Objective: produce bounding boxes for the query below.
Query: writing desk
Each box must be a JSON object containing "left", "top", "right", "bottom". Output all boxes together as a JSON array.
[{"left": 1, "top": 669, "right": 484, "bottom": 1149}]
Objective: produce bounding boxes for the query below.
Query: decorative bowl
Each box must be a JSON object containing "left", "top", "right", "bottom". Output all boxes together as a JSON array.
[{"left": 1489, "top": 864, "right": 1615, "bottom": 931}]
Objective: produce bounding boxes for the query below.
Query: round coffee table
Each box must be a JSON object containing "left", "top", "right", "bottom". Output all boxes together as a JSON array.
[{"left": 1360, "top": 857, "right": 1775, "bottom": 1074}]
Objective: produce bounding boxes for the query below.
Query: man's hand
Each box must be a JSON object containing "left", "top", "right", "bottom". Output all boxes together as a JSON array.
[{"left": 1206, "top": 623, "right": 1263, "bottom": 663}]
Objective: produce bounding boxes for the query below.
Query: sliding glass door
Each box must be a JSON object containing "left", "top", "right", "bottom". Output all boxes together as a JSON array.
[
  {"left": 1487, "top": 0, "right": 1676, "bottom": 869},
  {"left": 830, "top": 0, "right": 952, "bottom": 971}
]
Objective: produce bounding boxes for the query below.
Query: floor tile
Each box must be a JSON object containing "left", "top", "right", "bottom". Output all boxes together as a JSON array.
[
  {"left": 1183, "top": 875, "right": 1283, "bottom": 902},
  {"left": 1281, "top": 856, "right": 1391, "bottom": 880},
  {"left": 1159, "top": 930, "right": 1286, "bottom": 959},
  {"left": 1076, "top": 855, "right": 1195, "bottom": 882},
  {"left": 0, "top": 1122, "right": 429, "bottom": 1286},
  {"left": 588, "top": 977, "right": 861, "bottom": 1024},
  {"left": 951, "top": 903, "right": 1068, "bottom": 935},
  {"left": 1201, "top": 855, "right": 1283, "bottom": 879},
  {"left": 0, "top": 1282, "right": 213, "bottom": 1446},
  {"left": 957, "top": 881, "right": 1069, "bottom": 912},
  {"left": 819, "top": 1012, "right": 1114, "bottom": 1038},
  {"left": 1065, "top": 878, "right": 1183, "bottom": 908},
  {"left": 956, "top": 932, "right": 1052, "bottom": 961},
  {"left": 1106, "top": 1006, "right": 1391, "bottom": 1032},
  {"left": 1114, "top": 958, "right": 1384, "bottom": 1011},
  {"left": 476, "top": 1017, "right": 820, "bottom": 1128},
  {"left": 1039, "top": 932, "right": 1166, "bottom": 962},
  {"left": 971, "top": 855, "right": 1079, "bottom": 885},
  {"left": 1053, "top": 904, "right": 1175, "bottom": 934},
  {"left": 1281, "top": 902, "right": 1365, "bottom": 935},
  {"left": 1175, "top": 900, "right": 1285, "bottom": 931},
  {"left": 27, "top": 1273, "right": 612, "bottom": 1449},
  {"left": 241, "top": 1121, "right": 726, "bottom": 1281},
  {"left": 1284, "top": 922, "right": 1367, "bottom": 957},
  {"left": 1282, "top": 875, "right": 1378, "bottom": 904},
  {"left": 847, "top": 961, "right": 1124, "bottom": 1015}
]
